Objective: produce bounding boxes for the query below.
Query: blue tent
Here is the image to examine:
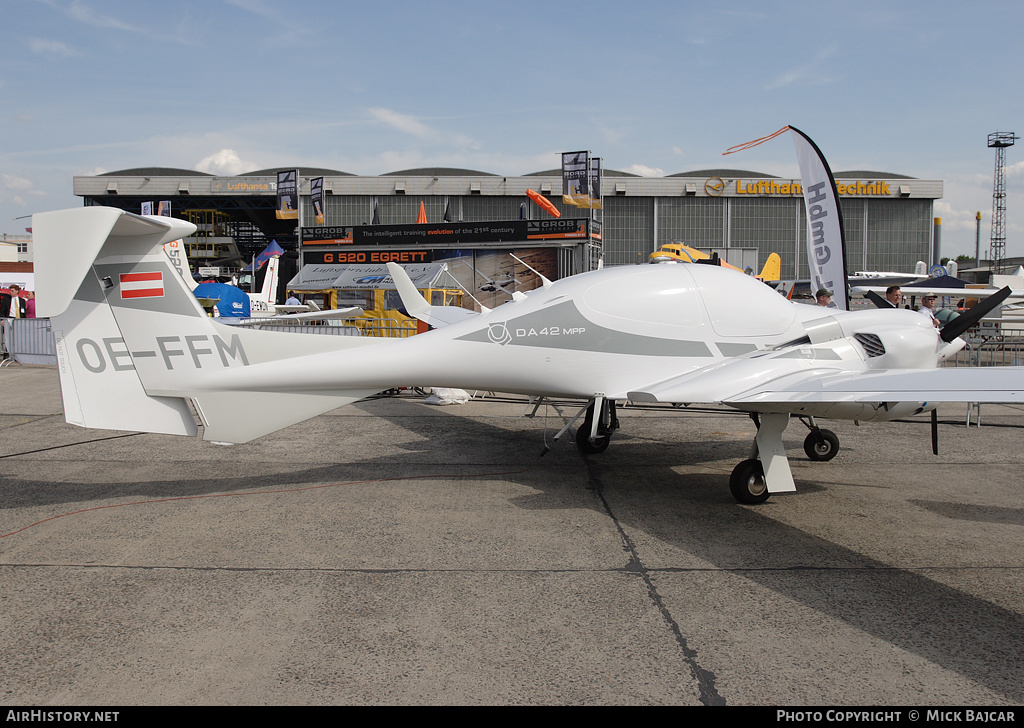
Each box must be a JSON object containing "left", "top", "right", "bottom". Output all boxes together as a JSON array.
[{"left": 193, "top": 282, "right": 251, "bottom": 318}]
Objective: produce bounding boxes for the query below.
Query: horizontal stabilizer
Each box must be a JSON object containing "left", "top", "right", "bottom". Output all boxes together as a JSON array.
[
  {"left": 192, "top": 389, "right": 378, "bottom": 443},
  {"left": 34, "top": 208, "right": 196, "bottom": 318}
]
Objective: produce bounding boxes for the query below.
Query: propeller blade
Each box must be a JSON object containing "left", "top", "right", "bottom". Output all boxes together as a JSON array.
[
  {"left": 864, "top": 290, "right": 890, "bottom": 309},
  {"left": 939, "top": 286, "right": 1012, "bottom": 343}
]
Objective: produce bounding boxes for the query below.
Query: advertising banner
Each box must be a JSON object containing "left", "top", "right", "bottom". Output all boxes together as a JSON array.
[
  {"left": 790, "top": 127, "right": 849, "bottom": 310},
  {"left": 562, "top": 151, "right": 590, "bottom": 207},
  {"left": 352, "top": 219, "right": 591, "bottom": 246},
  {"left": 302, "top": 226, "right": 354, "bottom": 245},
  {"left": 588, "top": 157, "right": 603, "bottom": 209},
  {"left": 311, "top": 176, "right": 325, "bottom": 225},
  {"left": 276, "top": 170, "right": 298, "bottom": 220},
  {"left": 304, "top": 249, "right": 434, "bottom": 265}
]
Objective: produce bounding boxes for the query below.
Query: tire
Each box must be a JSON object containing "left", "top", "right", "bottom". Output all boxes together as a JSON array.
[
  {"left": 730, "top": 459, "right": 770, "bottom": 504},
  {"left": 803, "top": 429, "right": 839, "bottom": 461}
]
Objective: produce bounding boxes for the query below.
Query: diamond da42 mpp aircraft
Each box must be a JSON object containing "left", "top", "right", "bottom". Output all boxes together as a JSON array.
[{"left": 34, "top": 206, "right": 1024, "bottom": 504}]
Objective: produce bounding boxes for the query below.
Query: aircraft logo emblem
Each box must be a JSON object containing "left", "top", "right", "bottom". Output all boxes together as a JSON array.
[
  {"left": 119, "top": 272, "right": 164, "bottom": 299},
  {"left": 487, "top": 323, "right": 512, "bottom": 346},
  {"left": 705, "top": 177, "right": 725, "bottom": 197}
]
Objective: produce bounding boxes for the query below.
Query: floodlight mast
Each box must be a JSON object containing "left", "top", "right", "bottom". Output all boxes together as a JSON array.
[{"left": 988, "top": 131, "right": 1018, "bottom": 273}]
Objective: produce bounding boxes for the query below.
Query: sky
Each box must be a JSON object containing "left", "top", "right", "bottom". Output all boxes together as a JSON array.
[{"left": 3, "top": 0, "right": 1024, "bottom": 259}]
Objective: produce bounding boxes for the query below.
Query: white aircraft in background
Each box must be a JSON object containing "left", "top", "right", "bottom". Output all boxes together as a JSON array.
[
  {"left": 162, "top": 229, "right": 359, "bottom": 323},
  {"left": 34, "top": 207, "right": 1022, "bottom": 504}
]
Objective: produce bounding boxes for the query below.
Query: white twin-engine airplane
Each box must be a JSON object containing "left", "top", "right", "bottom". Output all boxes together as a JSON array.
[{"left": 35, "top": 207, "right": 1024, "bottom": 504}]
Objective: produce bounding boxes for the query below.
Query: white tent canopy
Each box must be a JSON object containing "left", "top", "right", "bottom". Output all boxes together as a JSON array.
[{"left": 287, "top": 262, "right": 458, "bottom": 291}]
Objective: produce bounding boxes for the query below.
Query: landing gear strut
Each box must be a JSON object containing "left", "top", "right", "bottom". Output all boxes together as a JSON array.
[
  {"left": 728, "top": 412, "right": 797, "bottom": 505},
  {"left": 575, "top": 397, "right": 619, "bottom": 454}
]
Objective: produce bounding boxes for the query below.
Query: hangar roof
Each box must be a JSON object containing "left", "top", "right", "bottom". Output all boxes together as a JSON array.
[
  {"left": 100, "top": 167, "right": 213, "bottom": 177},
  {"left": 382, "top": 167, "right": 497, "bottom": 177},
  {"left": 670, "top": 169, "right": 774, "bottom": 178},
  {"left": 241, "top": 167, "right": 353, "bottom": 177},
  {"left": 525, "top": 169, "right": 639, "bottom": 177}
]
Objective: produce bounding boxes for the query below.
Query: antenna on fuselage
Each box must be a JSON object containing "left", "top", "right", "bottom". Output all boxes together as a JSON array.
[{"left": 510, "top": 253, "right": 553, "bottom": 287}]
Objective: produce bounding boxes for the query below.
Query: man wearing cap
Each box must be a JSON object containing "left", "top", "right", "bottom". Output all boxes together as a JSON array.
[
  {"left": 815, "top": 288, "right": 833, "bottom": 307},
  {"left": 920, "top": 293, "right": 940, "bottom": 327}
]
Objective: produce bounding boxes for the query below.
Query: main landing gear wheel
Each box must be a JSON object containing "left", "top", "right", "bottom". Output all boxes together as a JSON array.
[
  {"left": 803, "top": 428, "right": 839, "bottom": 461},
  {"left": 575, "top": 398, "right": 618, "bottom": 455},
  {"left": 576, "top": 424, "right": 611, "bottom": 454},
  {"left": 730, "top": 459, "right": 770, "bottom": 504}
]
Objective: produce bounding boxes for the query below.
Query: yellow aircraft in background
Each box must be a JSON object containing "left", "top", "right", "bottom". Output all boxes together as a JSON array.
[{"left": 650, "top": 242, "right": 781, "bottom": 282}]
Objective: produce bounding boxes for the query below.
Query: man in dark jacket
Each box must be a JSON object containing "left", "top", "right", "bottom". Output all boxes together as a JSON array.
[{"left": 0, "top": 285, "right": 27, "bottom": 318}]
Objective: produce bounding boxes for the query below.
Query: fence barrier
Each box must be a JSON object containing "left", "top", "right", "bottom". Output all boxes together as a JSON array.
[{"left": 1, "top": 318, "right": 57, "bottom": 366}]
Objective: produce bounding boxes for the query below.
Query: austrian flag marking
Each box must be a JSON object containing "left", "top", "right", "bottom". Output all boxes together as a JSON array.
[{"left": 120, "top": 271, "right": 164, "bottom": 299}]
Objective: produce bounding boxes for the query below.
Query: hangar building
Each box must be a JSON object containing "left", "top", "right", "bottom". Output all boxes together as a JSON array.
[{"left": 73, "top": 165, "right": 942, "bottom": 283}]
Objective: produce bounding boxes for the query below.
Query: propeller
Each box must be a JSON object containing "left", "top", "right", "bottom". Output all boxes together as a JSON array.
[
  {"left": 864, "top": 290, "right": 891, "bottom": 309},
  {"left": 939, "top": 286, "right": 1012, "bottom": 343}
]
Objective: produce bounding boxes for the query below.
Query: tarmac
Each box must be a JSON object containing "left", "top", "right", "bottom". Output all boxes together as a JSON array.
[{"left": 2, "top": 364, "right": 1023, "bottom": 706}]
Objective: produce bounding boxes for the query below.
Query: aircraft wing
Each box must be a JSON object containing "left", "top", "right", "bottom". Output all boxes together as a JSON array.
[
  {"left": 852, "top": 284, "right": 1018, "bottom": 298},
  {"left": 237, "top": 306, "right": 364, "bottom": 325},
  {"left": 630, "top": 364, "right": 1024, "bottom": 408}
]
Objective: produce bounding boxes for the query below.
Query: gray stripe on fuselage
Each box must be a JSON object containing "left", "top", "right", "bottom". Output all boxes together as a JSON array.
[
  {"left": 455, "top": 300, "right": 713, "bottom": 357},
  {"left": 716, "top": 342, "right": 758, "bottom": 357},
  {"left": 773, "top": 348, "right": 842, "bottom": 360}
]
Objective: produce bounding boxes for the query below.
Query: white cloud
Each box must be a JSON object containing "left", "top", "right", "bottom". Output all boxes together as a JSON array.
[
  {"left": 66, "top": 0, "right": 145, "bottom": 33},
  {"left": 194, "top": 149, "right": 254, "bottom": 176},
  {"left": 766, "top": 45, "right": 837, "bottom": 90},
  {"left": 368, "top": 108, "right": 437, "bottom": 141},
  {"left": 1, "top": 174, "right": 45, "bottom": 209},
  {"left": 29, "top": 38, "right": 78, "bottom": 57},
  {"left": 624, "top": 164, "right": 665, "bottom": 177},
  {"left": 365, "top": 109, "right": 478, "bottom": 150},
  {"left": 4, "top": 175, "right": 34, "bottom": 191},
  {"left": 1005, "top": 160, "right": 1024, "bottom": 178},
  {"left": 934, "top": 200, "right": 983, "bottom": 233}
]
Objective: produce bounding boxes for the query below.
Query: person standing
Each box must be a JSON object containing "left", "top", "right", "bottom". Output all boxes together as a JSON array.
[
  {"left": 884, "top": 285, "right": 902, "bottom": 308},
  {"left": 920, "top": 294, "right": 940, "bottom": 327},
  {"left": 0, "top": 284, "right": 26, "bottom": 361},
  {"left": 815, "top": 288, "right": 833, "bottom": 307},
  {"left": 0, "top": 285, "right": 26, "bottom": 318}
]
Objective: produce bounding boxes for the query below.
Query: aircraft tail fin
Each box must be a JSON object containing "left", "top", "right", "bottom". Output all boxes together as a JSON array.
[
  {"left": 257, "top": 256, "right": 279, "bottom": 304},
  {"left": 162, "top": 237, "right": 197, "bottom": 291},
  {"left": 36, "top": 208, "right": 202, "bottom": 436},
  {"left": 387, "top": 261, "right": 479, "bottom": 328},
  {"left": 35, "top": 207, "right": 381, "bottom": 444},
  {"left": 758, "top": 253, "right": 781, "bottom": 282}
]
